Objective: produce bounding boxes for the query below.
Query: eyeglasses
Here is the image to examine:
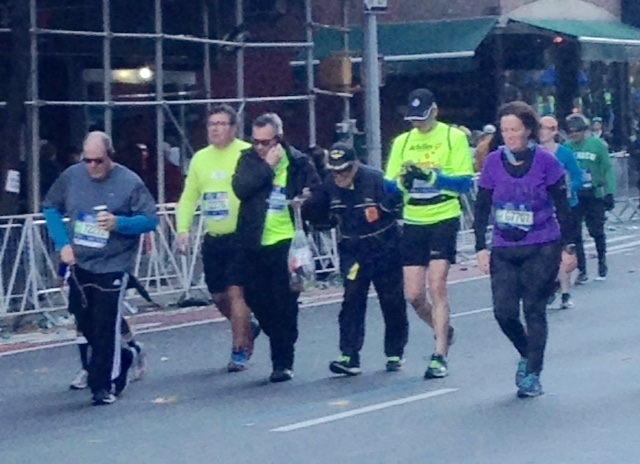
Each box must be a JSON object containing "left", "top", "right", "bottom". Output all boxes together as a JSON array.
[
  {"left": 207, "top": 121, "right": 232, "bottom": 128},
  {"left": 83, "top": 157, "right": 106, "bottom": 165},
  {"left": 252, "top": 137, "right": 277, "bottom": 148},
  {"left": 541, "top": 125, "right": 558, "bottom": 131}
]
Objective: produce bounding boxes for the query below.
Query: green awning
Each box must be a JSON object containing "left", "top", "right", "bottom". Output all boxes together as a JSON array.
[
  {"left": 293, "top": 17, "right": 497, "bottom": 68},
  {"left": 511, "top": 19, "right": 640, "bottom": 61}
]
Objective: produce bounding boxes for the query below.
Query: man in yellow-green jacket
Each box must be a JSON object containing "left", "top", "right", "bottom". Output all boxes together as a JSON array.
[{"left": 176, "top": 104, "right": 258, "bottom": 373}]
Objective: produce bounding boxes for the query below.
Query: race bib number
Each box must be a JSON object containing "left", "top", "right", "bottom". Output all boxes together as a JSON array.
[
  {"left": 203, "top": 192, "right": 229, "bottom": 221},
  {"left": 495, "top": 203, "right": 534, "bottom": 232},
  {"left": 73, "top": 213, "right": 109, "bottom": 248},
  {"left": 408, "top": 179, "right": 440, "bottom": 200},
  {"left": 267, "top": 187, "right": 288, "bottom": 214}
]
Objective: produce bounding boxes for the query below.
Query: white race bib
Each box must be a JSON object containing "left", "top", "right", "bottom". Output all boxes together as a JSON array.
[
  {"left": 203, "top": 192, "right": 229, "bottom": 221},
  {"left": 408, "top": 179, "right": 440, "bottom": 200},
  {"left": 496, "top": 203, "right": 534, "bottom": 231},
  {"left": 267, "top": 187, "right": 288, "bottom": 214},
  {"left": 73, "top": 213, "right": 109, "bottom": 248}
]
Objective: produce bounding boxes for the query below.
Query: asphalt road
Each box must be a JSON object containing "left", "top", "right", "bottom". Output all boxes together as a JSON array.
[{"left": 2, "top": 237, "right": 640, "bottom": 464}]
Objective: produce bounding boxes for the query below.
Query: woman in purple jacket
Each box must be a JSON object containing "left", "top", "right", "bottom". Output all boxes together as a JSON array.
[{"left": 473, "top": 101, "right": 578, "bottom": 398}]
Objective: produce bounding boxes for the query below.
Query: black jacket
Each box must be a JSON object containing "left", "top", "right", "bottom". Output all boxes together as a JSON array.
[
  {"left": 232, "top": 142, "right": 320, "bottom": 250},
  {"left": 303, "top": 164, "right": 402, "bottom": 268}
]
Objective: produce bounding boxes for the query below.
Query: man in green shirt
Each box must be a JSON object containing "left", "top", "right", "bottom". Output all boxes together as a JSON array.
[
  {"left": 385, "top": 88, "right": 474, "bottom": 380},
  {"left": 176, "top": 104, "right": 258, "bottom": 372},
  {"left": 564, "top": 113, "right": 615, "bottom": 282}
]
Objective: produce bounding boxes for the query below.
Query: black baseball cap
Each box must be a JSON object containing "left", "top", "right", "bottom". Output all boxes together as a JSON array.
[
  {"left": 405, "top": 88, "right": 437, "bottom": 121},
  {"left": 327, "top": 142, "right": 357, "bottom": 171},
  {"left": 566, "top": 114, "right": 589, "bottom": 133}
]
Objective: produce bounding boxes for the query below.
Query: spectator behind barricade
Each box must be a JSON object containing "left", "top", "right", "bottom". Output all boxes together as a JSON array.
[
  {"left": 307, "top": 145, "right": 329, "bottom": 182},
  {"left": 474, "top": 124, "right": 502, "bottom": 173},
  {"left": 163, "top": 137, "right": 184, "bottom": 204},
  {"left": 40, "top": 140, "right": 64, "bottom": 199},
  {"left": 139, "top": 143, "right": 183, "bottom": 204},
  {"left": 456, "top": 126, "right": 475, "bottom": 166},
  {"left": 629, "top": 133, "right": 640, "bottom": 204},
  {"left": 68, "top": 146, "right": 82, "bottom": 166}
]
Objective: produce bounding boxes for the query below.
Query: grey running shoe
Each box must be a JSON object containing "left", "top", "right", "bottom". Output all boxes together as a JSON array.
[
  {"left": 132, "top": 342, "right": 147, "bottom": 381},
  {"left": 69, "top": 369, "right": 88, "bottom": 390}
]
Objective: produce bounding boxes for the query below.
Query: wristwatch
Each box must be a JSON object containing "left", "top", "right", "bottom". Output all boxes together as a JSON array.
[{"left": 563, "top": 244, "right": 576, "bottom": 255}]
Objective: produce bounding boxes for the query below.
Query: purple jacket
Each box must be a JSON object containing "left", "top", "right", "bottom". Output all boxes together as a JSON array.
[{"left": 478, "top": 146, "right": 565, "bottom": 248}]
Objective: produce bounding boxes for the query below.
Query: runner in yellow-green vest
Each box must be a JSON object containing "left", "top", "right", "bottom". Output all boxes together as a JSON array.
[
  {"left": 232, "top": 113, "right": 320, "bottom": 383},
  {"left": 176, "top": 104, "right": 259, "bottom": 373},
  {"left": 385, "top": 88, "right": 474, "bottom": 380}
]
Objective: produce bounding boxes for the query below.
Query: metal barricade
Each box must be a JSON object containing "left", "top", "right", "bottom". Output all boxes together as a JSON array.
[
  {"left": 0, "top": 182, "right": 522, "bottom": 318},
  {"left": 609, "top": 152, "right": 638, "bottom": 222}
]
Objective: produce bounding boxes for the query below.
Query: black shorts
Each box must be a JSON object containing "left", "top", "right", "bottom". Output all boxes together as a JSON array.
[
  {"left": 400, "top": 218, "right": 459, "bottom": 266},
  {"left": 201, "top": 234, "right": 246, "bottom": 295}
]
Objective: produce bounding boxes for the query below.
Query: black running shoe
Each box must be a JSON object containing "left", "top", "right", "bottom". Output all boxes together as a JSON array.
[
  {"left": 92, "top": 389, "right": 116, "bottom": 406},
  {"left": 560, "top": 293, "right": 573, "bottom": 309},
  {"left": 269, "top": 368, "right": 294, "bottom": 383},
  {"left": 329, "top": 355, "right": 361, "bottom": 376},
  {"left": 575, "top": 271, "right": 589, "bottom": 285},
  {"left": 424, "top": 354, "right": 448, "bottom": 379},
  {"left": 596, "top": 260, "right": 608, "bottom": 281},
  {"left": 385, "top": 356, "right": 405, "bottom": 372}
]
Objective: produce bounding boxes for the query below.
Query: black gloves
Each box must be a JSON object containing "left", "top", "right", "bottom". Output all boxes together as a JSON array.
[
  {"left": 400, "top": 164, "right": 432, "bottom": 191},
  {"left": 603, "top": 193, "right": 615, "bottom": 212}
]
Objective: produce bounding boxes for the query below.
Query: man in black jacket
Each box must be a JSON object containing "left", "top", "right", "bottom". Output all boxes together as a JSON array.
[
  {"left": 303, "top": 143, "right": 408, "bottom": 376},
  {"left": 232, "top": 113, "right": 320, "bottom": 383}
]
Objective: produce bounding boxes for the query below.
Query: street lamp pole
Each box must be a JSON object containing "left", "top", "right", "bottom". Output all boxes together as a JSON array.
[{"left": 363, "top": 0, "right": 385, "bottom": 169}]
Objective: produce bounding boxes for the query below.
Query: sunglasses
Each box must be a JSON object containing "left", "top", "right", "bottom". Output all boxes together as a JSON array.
[
  {"left": 83, "top": 157, "right": 106, "bottom": 165},
  {"left": 252, "top": 137, "right": 278, "bottom": 148}
]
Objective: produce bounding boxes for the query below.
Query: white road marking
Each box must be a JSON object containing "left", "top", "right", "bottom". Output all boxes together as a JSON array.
[{"left": 270, "top": 388, "right": 458, "bottom": 432}]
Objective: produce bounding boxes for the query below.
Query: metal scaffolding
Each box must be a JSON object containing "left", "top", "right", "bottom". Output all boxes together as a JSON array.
[{"left": 4, "top": 0, "right": 356, "bottom": 212}]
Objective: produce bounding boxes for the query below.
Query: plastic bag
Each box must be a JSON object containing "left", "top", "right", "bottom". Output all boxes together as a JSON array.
[{"left": 288, "top": 200, "right": 316, "bottom": 292}]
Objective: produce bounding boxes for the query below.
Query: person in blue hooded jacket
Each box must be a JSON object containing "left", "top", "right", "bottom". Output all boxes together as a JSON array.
[{"left": 539, "top": 116, "right": 583, "bottom": 309}]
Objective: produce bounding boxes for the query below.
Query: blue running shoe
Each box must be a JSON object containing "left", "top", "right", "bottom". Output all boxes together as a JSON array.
[
  {"left": 227, "top": 348, "right": 249, "bottom": 372},
  {"left": 515, "top": 357, "right": 528, "bottom": 387},
  {"left": 517, "top": 372, "right": 543, "bottom": 398}
]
